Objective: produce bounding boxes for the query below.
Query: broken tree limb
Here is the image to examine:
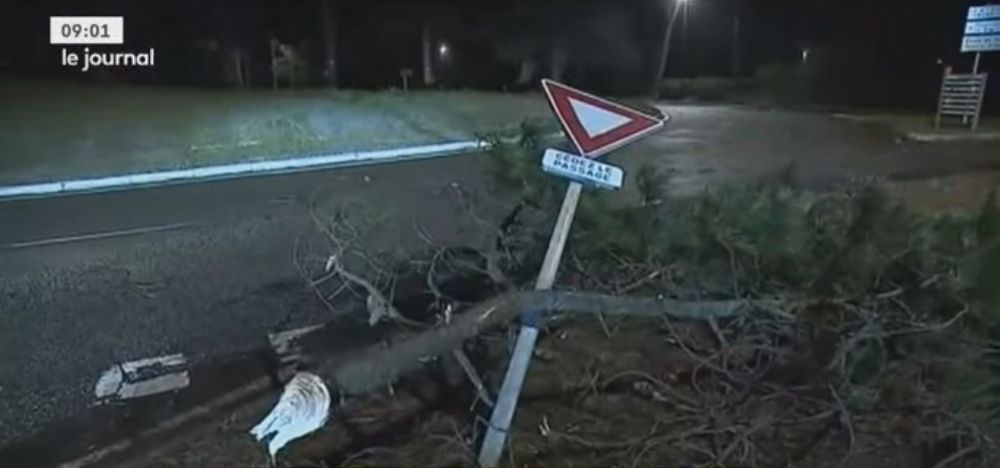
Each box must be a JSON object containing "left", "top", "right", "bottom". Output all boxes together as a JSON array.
[{"left": 316, "top": 290, "right": 780, "bottom": 396}]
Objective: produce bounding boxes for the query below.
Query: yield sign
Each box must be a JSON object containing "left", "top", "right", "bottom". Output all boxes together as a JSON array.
[{"left": 542, "top": 79, "right": 667, "bottom": 158}]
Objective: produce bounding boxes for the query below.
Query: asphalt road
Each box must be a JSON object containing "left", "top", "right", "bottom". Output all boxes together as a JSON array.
[
  {"left": 2, "top": 104, "right": 998, "bottom": 449},
  {"left": 0, "top": 154, "right": 508, "bottom": 446}
]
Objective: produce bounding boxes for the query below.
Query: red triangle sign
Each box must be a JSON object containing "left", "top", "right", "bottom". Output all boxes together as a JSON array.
[{"left": 541, "top": 79, "right": 666, "bottom": 158}]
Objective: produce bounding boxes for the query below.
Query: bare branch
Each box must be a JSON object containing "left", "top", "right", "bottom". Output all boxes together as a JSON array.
[
  {"left": 451, "top": 349, "right": 494, "bottom": 407},
  {"left": 932, "top": 444, "right": 980, "bottom": 468},
  {"left": 828, "top": 383, "right": 856, "bottom": 463}
]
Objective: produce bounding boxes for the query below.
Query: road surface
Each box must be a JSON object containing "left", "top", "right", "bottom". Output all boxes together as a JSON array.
[{"left": 1, "top": 104, "right": 998, "bottom": 450}]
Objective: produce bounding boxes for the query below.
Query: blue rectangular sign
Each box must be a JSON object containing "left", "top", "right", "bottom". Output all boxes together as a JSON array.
[
  {"left": 969, "top": 5, "right": 1000, "bottom": 20},
  {"left": 967, "top": 19, "right": 1000, "bottom": 35},
  {"left": 962, "top": 34, "right": 1000, "bottom": 52}
]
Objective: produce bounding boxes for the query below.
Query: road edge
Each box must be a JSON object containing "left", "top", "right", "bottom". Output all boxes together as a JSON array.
[{"left": 0, "top": 140, "right": 485, "bottom": 201}]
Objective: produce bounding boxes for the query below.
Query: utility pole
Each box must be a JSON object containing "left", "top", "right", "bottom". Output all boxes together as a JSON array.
[
  {"left": 649, "top": 0, "right": 687, "bottom": 97},
  {"left": 422, "top": 23, "right": 435, "bottom": 86},
  {"left": 732, "top": 15, "right": 741, "bottom": 76},
  {"left": 319, "top": 0, "right": 339, "bottom": 86}
]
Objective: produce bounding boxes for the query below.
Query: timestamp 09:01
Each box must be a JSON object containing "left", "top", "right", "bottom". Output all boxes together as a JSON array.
[{"left": 50, "top": 16, "right": 124, "bottom": 45}]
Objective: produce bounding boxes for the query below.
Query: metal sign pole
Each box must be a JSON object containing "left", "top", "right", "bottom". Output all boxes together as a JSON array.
[
  {"left": 477, "top": 181, "right": 583, "bottom": 467},
  {"left": 974, "top": 51, "right": 982, "bottom": 74},
  {"left": 476, "top": 78, "right": 666, "bottom": 467}
]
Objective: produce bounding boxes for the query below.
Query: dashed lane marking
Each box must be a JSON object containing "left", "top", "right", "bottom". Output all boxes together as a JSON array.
[{"left": 4, "top": 222, "right": 197, "bottom": 249}]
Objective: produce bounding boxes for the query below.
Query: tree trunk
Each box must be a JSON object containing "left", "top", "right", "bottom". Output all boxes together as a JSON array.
[
  {"left": 649, "top": 1, "right": 683, "bottom": 97},
  {"left": 516, "top": 59, "right": 536, "bottom": 86},
  {"left": 732, "top": 15, "right": 741, "bottom": 77},
  {"left": 422, "top": 23, "right": 435, "bottom": 86},
  {"left": 320, "top": 0, "right": 339, "bottom": 86},
  {"left": 215, "top": 3, "right": 237, "bottom": 87},
  {"left": 318, "top": 290, "right": 782, "bottom": 395},
  {"left": 549, "top": 43, "right": 567, "bottom": 81}
]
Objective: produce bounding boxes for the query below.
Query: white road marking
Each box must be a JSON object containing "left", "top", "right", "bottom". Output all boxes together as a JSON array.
[
  {"left": 4, "top": 222, "right": 196, "bottom": 249},
  {"left": 94, "top": 353, "right": 190, "bottom": 402},
  {"left": 0, "top": 140, "right": 486, "bottom": 200},
  {"left": 906, "top": 131, "right": 1000, "bottom": 142},
  {"left": 189, "top": 140, "right": 263, "bottom": 151}
]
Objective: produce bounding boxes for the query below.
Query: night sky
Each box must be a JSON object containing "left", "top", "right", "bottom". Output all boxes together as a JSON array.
[{"left": 0, "top": 0, "right": 996, "bottom": 107}]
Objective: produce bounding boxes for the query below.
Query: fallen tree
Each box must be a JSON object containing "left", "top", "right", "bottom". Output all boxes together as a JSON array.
[
  {"left": 318, "top": 290, "right": 784, "bottom": 396},
  {"left": 114, "top": 128, "right": 1000, "bottom": 468}
]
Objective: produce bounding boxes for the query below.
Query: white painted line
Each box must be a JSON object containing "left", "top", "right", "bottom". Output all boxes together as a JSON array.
[
  {"left": 189, "top": 140, "right": 264, "bottom": 152},
  {"left": 4, "top": 222, "right": 196, "bottom": 249},
  {"left": 0, "top": 139, "right": 486, "bottom": 200},
  {"left": 906, "top": 131, "right": 1000, "bottom": 142},
  {"left": 94, "top": 353, "right": 190, "bottom": 402}
]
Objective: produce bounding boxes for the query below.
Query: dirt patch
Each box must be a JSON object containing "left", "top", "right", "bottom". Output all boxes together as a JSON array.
[
  {"left": 139, "top": 314, "right": 943, "bottom": 468},
  {"left": 885, "top": 171, "right": 1000, "bottom": 213}
]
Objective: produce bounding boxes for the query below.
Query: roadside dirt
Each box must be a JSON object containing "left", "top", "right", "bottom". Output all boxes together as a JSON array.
[
  {"left": 885, "top": 171, "right": 1000, "bottom": 213},
  {"left": 137, "top": 317, "right": 934, "bottom": 468}
]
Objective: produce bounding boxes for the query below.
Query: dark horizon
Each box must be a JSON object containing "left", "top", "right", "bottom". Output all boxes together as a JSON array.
[{"left": 0, "top": 0, "right": 997, "bottom": 107}]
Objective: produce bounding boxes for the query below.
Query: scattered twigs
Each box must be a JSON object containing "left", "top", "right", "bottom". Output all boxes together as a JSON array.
[
  {"left": 451, "top": 349, "right": 494, "bottom": 408},
  {"left": 546, "top": 421, "right": 712, "bottom": 453},
  {"left": 601, "top": 370, "right": 701, "bottom": 411},
  {"left": 617, "top": 269, "right": 662, "bottom": 295},
  {"left": 825, "top": 316, "right": 879, "bottom": 374},
  {"left": 325, "top": 253, "right": 423, "bottom": 327},
  {"left": 661, "top": 315, "right": 738, "bottom": 384},
  {"left": 715, "top": 416, "right": 772, "bottom": 465},
  {"left": 596, "top": 312, "right": 613, "bottom": 338},
  {"left": 708, "top": 318, "right": 728, "bottom": 348},
  {"left": 932, "top": 444, "right": 980, "bottom": 468},
  {"left": 294, "top": 238, "right": 340, "bottom": 315},
  {"left": 883, "top": 303, "right": 970, "bottom": 338},
  {"left": 828, "top": 383, "right": 856, "bottom": 463}
]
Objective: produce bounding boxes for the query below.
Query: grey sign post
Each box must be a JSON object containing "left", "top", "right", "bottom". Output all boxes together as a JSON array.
[
  {"left": 941, "top": 4, "right": 999, "bottom": 130},
  {"left": 477, "top": 80, "right": 666, "bottom": 468}
]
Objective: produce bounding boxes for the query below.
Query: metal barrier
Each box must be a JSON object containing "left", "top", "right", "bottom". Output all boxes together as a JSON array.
[{"left": 935, "top": 67, "right": 989, "bottom": 130}]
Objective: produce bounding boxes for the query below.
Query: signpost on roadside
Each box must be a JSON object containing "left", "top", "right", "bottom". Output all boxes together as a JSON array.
[
  {"left": 964, "top": 4, "right": 1000, "bottom": 73},
  {"left": 938, "top": 4, "right": 998, "bottom": 130},
  {"left": 477, "top": 79, "right": 667, "bottom": 467}
]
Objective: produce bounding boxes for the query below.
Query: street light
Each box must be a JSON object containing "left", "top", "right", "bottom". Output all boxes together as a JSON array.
[
  {"left": 438, "top": 43, "right": 449, "bottom": 58},
  {"left": 649, "top": 0, "right": 691, "bottom": 96}
]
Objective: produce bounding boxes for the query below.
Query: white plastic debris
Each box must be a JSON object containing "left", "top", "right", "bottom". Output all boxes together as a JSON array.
[
  {"left": 249, "top": 372, "right": 331, "bottom": 463},
  {"left": 94, "top": 354, "right": 190, "bottom": 402}
]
